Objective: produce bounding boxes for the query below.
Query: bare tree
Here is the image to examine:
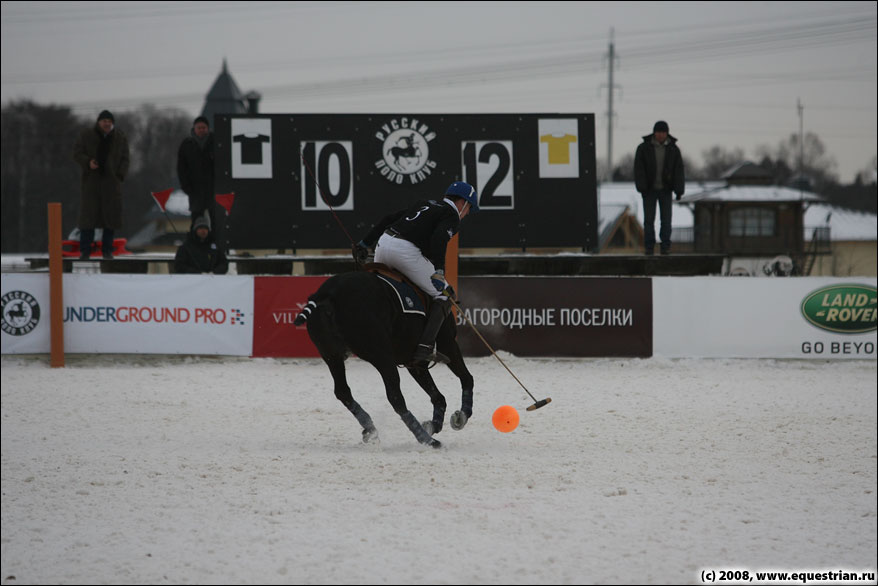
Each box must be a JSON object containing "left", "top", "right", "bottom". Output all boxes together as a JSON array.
[
  {"left": 755, "top": 132, "right": 838, "bottom": 190},
  {"left": 700, "top": 146, "right": 745, "bottom": 180},
  {"left": 1, "top": 101, "right": 81, "bottom": 252},
  {"left": 115, "top": 105, "right": 191, "bottom": 235},
  {"left": 1, "top": 101, "right": 190, "bottom": 252}
]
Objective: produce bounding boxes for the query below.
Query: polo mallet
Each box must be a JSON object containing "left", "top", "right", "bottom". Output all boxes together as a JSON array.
[{"left": 449, "top": 297, "right": 551, "bottom": 411}]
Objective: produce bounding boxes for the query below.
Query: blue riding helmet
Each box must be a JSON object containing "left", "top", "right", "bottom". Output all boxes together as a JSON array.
[{"left": 445, "top": 181, "right": 479, "bottom": 212}]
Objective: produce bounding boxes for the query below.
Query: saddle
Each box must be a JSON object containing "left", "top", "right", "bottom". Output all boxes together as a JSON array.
[{"left": 365, "top": 263, "right": 429, "bottom": 317}]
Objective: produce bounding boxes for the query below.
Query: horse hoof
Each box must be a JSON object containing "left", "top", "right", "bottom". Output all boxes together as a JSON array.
[
  {"left": 450, "top": 410, "right": 468, "bottom": 430},
  {"left": 362, "top": 428, "right": 379, "bottom": 444},
  {"left": 422, "top": 420, "right": 435, "bottom": 436},
  {"left": 429, "top": 439, "right": 442, "bottom": 449}
]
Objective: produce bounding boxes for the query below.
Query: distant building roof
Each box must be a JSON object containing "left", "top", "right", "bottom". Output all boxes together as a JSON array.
[
  {"left": 721, "top": 161, "right": 774, "bottom": 184},
  {"left": 685, "top": 184, "right": 824, "bottom": 203},
  {"left": 598, "top": 182, "right": 875, "bottom": 242},
  {"left": 127, "top": 190, "right": 190, "bottom": 247},
  {"left": 804, "top": 204, "right": 878, "bottom": 241},
  {"left": 201, "top": 59, "right": 248, "bottom": 124},
  {"left": 599, "top": 182, "right": 707, "bottom": 229},
  {"left": 597, "top": 203, "right": 630, "bottom": 249}
]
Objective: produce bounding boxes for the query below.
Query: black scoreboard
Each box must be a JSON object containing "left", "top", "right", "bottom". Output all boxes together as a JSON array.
[{"left": 214, "top": 113, "right": 597, "bottom": 251}]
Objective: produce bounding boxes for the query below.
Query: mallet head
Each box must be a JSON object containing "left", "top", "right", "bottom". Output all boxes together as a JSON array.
[{"left": 526, "top": 398, "right": 552, "bottom": 411}]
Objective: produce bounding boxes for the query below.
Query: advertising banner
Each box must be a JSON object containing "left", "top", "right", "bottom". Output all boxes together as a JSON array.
[
  {"left": 652, "top": 277, "right": 877, "bottom": 358},
  {"left": 1, "top": 273, "right": 51, "bottom": 354},
  {"left": 252, "top": 276, "right": 328, "bottom": 357},
  {"left": 62, "top": 275, "right": 253, "bottom": 355},
  {"left": 214, "top": 113, "right": 598, "bottom": 251},
  {"left": 2, "top": 274, "right": 254, "bottom": 355},
  {"left": 455, "top": 276, "right": 652, "bottom": 357}
]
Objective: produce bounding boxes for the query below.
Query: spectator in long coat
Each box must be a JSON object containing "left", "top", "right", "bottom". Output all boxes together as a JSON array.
[
  {"left": 177, "top": 116, "right": 216, "bottom": 231},
  {"left": 72, "top": 110, "right": 130, "bottom": 259}
]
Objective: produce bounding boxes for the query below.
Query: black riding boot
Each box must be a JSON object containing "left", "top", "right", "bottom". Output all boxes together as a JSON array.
[
  {"left": 412, "top": 298, "right": 452, "bottom": 365},
  {"left": 101, "top": 228, "right": 115, "bottom": 260},
  {"left": 79, "top": 228, "right": 95, "bottom": 259}
]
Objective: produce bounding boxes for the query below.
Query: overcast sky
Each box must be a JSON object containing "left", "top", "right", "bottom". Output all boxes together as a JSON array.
[{"left": 2, "top": 1, "right": 876, "bottom": 182}]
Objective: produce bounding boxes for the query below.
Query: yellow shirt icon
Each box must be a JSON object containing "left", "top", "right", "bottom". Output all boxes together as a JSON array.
[{"left": 540, "top": 134, "right": 577, "bottom": 164}]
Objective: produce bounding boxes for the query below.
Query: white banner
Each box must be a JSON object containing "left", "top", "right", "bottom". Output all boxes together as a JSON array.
[
  {"left": 2, "top": 274, "right": 254, "bottom": 356},
  {"left": 6, "top": 273, "right": 875, "bottom": 359},
  {"left": 653, "top": 277, "right": 877, "bottom": 359}
]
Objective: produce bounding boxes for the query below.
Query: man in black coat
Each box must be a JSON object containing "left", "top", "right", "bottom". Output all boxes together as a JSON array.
[
  {"left": 174, "top": 212, "right": 228, "bottom": 275},
  {"left": 634, "top": 120, "right": 685, "bottom": 255},
  {"left": 72, "top": 110, "right": 130, "bottom": 259},
  {"left": 177, "top": 116, "right": 216, "bottom": 231}
]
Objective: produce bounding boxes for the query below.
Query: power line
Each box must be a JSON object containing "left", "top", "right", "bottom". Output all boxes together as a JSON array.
[{"left": 3, "top": 4, "right": 874, "bottom": 122}]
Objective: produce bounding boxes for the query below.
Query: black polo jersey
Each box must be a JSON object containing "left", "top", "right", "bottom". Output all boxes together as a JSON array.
[{"left": 362, "top": 198, "right": 461, "bottom": 270}]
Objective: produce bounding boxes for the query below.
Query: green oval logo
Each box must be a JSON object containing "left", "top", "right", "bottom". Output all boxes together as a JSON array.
[{"left": 801, "top": 284, "right": 877, "bottom": 333}]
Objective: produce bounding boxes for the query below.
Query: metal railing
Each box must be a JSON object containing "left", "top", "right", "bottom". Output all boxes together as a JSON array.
[{"left": 804, "top": 226, "right": 832, "bottom": 253}]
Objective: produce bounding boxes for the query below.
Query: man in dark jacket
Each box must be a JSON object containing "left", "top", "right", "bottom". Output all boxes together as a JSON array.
[
  {"left": 177, "top": 116, "right": 216, "bottom": 231},
  {"left": 72, "top": 110, "right": 130, "bottom": 259},
  {"left": 354, "top": 181, "right": 478, "bottom": 366},
  {"left": 634, "top": 120, "right": 685, "bottom": 255},
  {"left": 174, "top": 212, "right": 228, "bottom": 275}
]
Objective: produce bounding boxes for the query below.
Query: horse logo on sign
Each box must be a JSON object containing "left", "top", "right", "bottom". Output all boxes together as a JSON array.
[
  {"left": 373, "top": 117, "right": 438, "bottom": 185},
  {"left": 1, "top": 291, "right": 41, "bottom": 336}
]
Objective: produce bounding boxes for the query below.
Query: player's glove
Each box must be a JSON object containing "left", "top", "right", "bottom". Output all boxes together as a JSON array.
[
  {"left": 431, "top": 269, "right": 456, "bottom": 300},
  {"left": 352, "top": 240, "right": 369, "bottom": 265}
]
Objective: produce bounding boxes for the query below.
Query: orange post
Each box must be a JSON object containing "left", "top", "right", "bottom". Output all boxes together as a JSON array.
[
  {"left": 446, "top": 234, "right": 459, "bottom": 317},
  {"left": 48, "top": 203, "right": 64, "bottom": 367}
]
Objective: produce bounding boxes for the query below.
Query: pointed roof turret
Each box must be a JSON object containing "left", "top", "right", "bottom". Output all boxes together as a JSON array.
[{"left": 200, "top": 59, "right": 248, "bottom": 124}]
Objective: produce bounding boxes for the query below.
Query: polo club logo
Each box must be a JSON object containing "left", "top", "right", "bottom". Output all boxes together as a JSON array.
[
  {"left": 1, "top": 290, "right": 41, "bottom": 336},
  {"left": 374, "top": 117, "right": 438, "bottom": 185}
]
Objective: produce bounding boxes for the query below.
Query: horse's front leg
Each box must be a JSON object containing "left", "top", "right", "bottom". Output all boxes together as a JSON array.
[
  {"left": 406, "top": 366, "right": 447, "bottom": 435},
  {"left": 441, "top": 341, "right": 474, "bottom": 431}
]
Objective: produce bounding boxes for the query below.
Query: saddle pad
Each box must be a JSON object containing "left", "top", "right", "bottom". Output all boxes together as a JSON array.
[{"left": 375, "top": 273, "right": 426, "bottom": 316}]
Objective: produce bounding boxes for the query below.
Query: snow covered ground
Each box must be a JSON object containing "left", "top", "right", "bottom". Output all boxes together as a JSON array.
[{"left": 2, "top": 354, "right": 876, "bottom": 585}]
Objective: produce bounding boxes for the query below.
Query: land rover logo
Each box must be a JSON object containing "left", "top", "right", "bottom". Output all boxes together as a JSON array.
[
  {"left": 801, "top": 284, "right": 877, "bottom": 334},
  {"left": 373, "top": 117, "right": 437, "bottom": 185},
  {"left": 1, "top": 290, "right": 41, "bottom": 336}
]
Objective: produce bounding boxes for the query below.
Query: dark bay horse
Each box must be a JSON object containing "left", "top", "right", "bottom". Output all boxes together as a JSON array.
[{"left": 294, "top": 271, "right": 474, "bottom": 448}]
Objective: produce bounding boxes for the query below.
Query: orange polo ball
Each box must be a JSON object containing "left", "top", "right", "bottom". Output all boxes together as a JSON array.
[{"left": 492, "top": 405, "right": 520, "bottom": 433}]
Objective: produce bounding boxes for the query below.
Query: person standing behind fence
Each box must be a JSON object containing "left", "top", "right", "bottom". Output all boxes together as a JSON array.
[
  {"left": 72, "top": 110, "right": 130, "bottom": 260},
  {"left": 634, "top": 120, "right": 685, "bottom": 255},
  {"left": 177, "top": 115, "right": 216, "bottom": 231},
  {"left": 173, "top": 211, "right": 228, "bottom": 274}
]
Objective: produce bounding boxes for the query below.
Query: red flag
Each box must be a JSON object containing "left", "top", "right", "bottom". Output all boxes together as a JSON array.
[
  {"left": 151, "top": 188, "right": 173, "bottom": 212},
  {"left": 215, "top": 192, "right": 235, "bottom": 216}
]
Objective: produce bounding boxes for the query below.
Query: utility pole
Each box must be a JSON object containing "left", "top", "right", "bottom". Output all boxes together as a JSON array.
[
  {"left": 601, "top": 28, "right": 621, "bottom": 181},
  {"left": 797, "top": 98, "right": 804, "bottom": 199},
  {"left": 797, "top": 98, "right": 804, "bottom": 177}
]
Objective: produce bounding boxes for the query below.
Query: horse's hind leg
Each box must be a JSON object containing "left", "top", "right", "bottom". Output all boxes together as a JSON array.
[
  {"left": 406, "top": 367, "right": 447, "bottom": 435},
  {"left": 324, "top": 354, "right": 378, "bottom": 443},
  {"left": 371, "top": 359, "right": 440, "bottom": 448}
]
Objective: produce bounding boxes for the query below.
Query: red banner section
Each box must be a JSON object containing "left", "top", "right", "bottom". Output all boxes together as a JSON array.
[
  {"left": 455, "top": 277, "right": 653, "bottom": 357},
  {"left": 252, "top": 276, "right": 651, "bottom": 358},
  {"left": 252, "top": 276, "right": 328, "bottom": 357}
]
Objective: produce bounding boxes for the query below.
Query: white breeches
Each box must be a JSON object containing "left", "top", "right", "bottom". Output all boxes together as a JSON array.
[{"left": 374, "top": 233, "right": 445, "bottom": 299}]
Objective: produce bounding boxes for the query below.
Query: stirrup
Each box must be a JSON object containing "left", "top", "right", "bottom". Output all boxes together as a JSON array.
[{"left": 411, "top": 344, "right": 449, "bottom": 366}]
